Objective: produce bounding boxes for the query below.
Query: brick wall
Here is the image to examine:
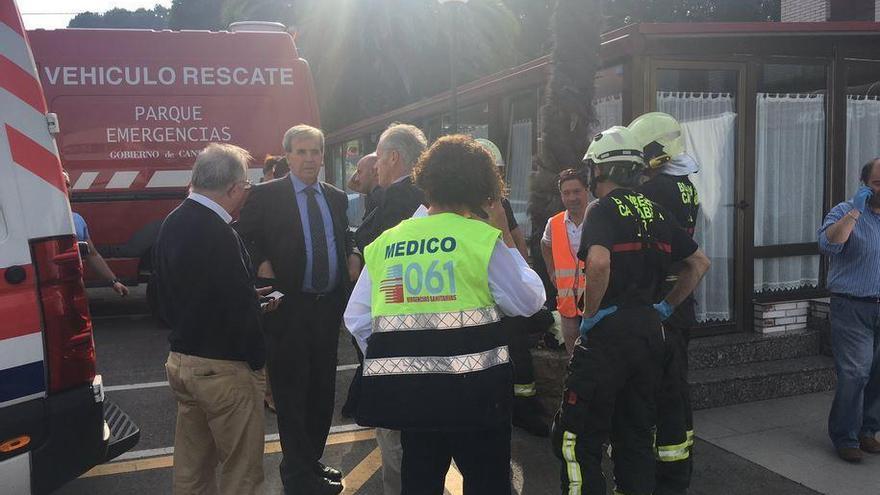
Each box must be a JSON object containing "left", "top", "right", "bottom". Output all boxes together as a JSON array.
[
  {"left": 753, "top": 298, "right": 830, "bottom": 334},
  {"left": 753, "top": 300, "right": 811, "bottom": 333},
  {"left": 781, "top": 0, "right": 829, "bottom": 21}
]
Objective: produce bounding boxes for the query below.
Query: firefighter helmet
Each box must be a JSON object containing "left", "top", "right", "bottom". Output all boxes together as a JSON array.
[
  {"left": 582, "top": 126, "right": 645, "bottom": 190},
  {"left": 475, "top": 138, "right": 505, "bottom": 168},
  {"left": 628, "top": 112, "right": 686, "bottom": 169}
]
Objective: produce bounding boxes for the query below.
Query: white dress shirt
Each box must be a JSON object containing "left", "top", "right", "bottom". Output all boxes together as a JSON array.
[
  {"left": 344, "top": 233, "right": 546, "bottom": 354},
  {"left": 188, "top": 192, "right": 232, "bottom": 224}
]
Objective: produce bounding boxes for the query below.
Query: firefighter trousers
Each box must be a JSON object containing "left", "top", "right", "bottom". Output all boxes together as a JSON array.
[
  {"left": 654, "top": 297, "right": 695, "bottom": 495},
  {"left": 552, "top": 307, "right": 665, "bottom": 495},
  {"left": 505, "top": 316, "right": 537, "bottom": 398}
]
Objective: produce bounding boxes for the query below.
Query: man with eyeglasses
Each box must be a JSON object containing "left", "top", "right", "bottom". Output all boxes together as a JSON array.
[{"left": 150, "top": 143, "right": 277, "bottom": 494}]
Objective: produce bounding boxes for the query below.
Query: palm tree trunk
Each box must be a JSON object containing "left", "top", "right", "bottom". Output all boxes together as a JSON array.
[{"left": 528, "top": 0, "right": 603, "bottom": 239}]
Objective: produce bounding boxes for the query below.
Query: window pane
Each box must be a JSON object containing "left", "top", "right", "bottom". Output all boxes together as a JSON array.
[
  {"left": 594, "top": 65, "right": 623, "bottom": 129},
  {"left": 458, "top": 103, "right": 489, "bottom": 139},
  {"left": 754, "top": 64, "right": 827, "bottom": 246},
  {"left": 506, "top": 90, "right": 538, "bottom": 236},
  {"left": 846, "top": 63, "right": 880, "bottom": 198},
  {"left": 343, "top": 140, "right": 365, "bottom": 226},
  {"left": 656, "top": 69, "right": 737, "bottom": 323},
  {"left": 754, "top": 255, "right": 820, "bottom": 294}
]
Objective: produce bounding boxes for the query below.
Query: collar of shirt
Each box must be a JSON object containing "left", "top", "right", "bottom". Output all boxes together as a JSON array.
[
  {"left": 188, "top": 192, "right": 232, "bottom": 224},
  {"left": 564, "top": 209, "right": 584, "bottom": 228},
  {"left": 392, "top": 175, "right": 410, "bottom": 185},
  {"left": 290, "top": 174, "right": 324, "bottom": 196}
]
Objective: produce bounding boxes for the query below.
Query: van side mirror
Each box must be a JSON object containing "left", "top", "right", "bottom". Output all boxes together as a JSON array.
[{"left": 77, "top": 241, "right": 91, "bottom": 257}]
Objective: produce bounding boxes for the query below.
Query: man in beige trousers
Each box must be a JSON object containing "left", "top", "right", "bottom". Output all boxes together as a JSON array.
[{"left": 150, "top": 143, "right": 279, "bottom": 494}]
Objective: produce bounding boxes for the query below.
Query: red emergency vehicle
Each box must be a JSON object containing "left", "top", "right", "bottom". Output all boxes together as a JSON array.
[
  {"left": 26, "top": 24, "right": 320, "bottom": 284},
  {"left": 0, "top": 1, "right": 138, "bottom": 493}
]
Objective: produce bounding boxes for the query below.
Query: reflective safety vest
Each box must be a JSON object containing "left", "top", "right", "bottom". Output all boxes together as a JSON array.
[
  {"left": 358, "top": 213, "right": 512, "bottom": 430},
  {"left": 550, "top": 212, "right": 586, "bottom": 318}
]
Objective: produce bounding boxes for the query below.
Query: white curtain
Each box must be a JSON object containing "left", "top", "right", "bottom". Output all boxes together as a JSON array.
[
  {"left": 753, "top": 93, "right": 824, "bottom": 292},
  {"left": 846, "top": 96, "right": 880, "bottom": 197},
  {"left": 594, "top": 94, "right": 623, "bottom": 130},
  {"left": 507, "top": 119, "right": 533, "bottom": 235},
  {"left": 658, "top": 92, "right": 736, "bottom": 322}
]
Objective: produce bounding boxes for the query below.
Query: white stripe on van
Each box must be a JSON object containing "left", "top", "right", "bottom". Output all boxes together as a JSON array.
[
  {"left": 106, "top": 171, "right": 139, "bottom": 189},
  {"left": 0, "top": 89, "right": 58, "bottom": 156},
  {"left": 0, "top": 332, "right": 44, "bottom": 371},
  {"left": 0, "top": 391, "right": 45, "bottom": 409},
  {"left": 72, "top": 171, "right": 99, "bottom": 190},
  {"left": 0, "top": 452, "right": 30, "bottom": 494},
  {"left": 146, "top": 170, "right": 191, "bottom": 188},
  {"left": 0, "top": 22, "right": 35, "bottom": 77}
]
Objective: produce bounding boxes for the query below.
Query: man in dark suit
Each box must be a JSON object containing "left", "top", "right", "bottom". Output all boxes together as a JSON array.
[
  {"left": 236, "top": 125, "right": 357, "bottom": 495},
  {"left": 151, "top": 143, "right": 277, "bottom": 495}
]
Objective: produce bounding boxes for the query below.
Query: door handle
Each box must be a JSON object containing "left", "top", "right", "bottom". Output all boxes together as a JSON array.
[{"left": 724, "top": 200, "right": 750, "bottom": 210}]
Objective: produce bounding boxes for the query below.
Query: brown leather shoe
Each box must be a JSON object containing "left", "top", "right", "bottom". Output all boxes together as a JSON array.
[
  {"left": 860, "top": 435, "right": 880, "bottom": 453},
  {"left": 838, "top": 447, "right": 864, "bottom": 463}
]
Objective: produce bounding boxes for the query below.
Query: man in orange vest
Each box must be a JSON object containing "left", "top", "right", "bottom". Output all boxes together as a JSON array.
[{"left": 541, "top": 169, "right": 592, "bottom": 354}]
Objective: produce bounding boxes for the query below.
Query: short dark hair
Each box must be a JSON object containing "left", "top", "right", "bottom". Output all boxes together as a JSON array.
[
  {"left": 413, "top": 134, "right": 504, "bottom": 212},
  {"left": 861, "top": 158, "right": 880, "bottom": 184},
  {"left": 557, "top": 168, "right": 588, "bottom": 190}
]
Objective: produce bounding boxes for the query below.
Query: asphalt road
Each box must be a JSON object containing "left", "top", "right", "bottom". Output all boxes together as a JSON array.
[{"left": 54, "top": 287, "right": 819, "bottom": 495}]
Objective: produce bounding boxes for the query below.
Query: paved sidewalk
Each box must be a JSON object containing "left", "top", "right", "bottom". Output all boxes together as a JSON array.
[{"left": 695, "top": 391, "right": 880, "bottom": 495}]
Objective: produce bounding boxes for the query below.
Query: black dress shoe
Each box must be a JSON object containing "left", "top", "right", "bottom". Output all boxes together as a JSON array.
[
  {"left": 286, "top": 475, "right": 343, "bottom": 495},
  {"left": 316, "top": 462, "right": 343, "bottom": 482}
]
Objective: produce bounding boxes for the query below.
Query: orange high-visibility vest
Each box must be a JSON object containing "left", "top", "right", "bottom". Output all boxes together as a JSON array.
[{"left": 550, "top": 212, "right": 585, "bottom": 318}]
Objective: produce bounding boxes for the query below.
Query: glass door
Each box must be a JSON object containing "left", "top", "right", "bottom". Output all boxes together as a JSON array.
[{"left": 649, "top": 61, "right": 747, "bottom": 331}]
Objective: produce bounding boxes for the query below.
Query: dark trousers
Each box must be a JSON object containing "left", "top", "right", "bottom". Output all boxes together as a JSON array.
[
  {"left": 505, "top": 316, "right": 536, "bottom": 393},
  {"left": 400, "top": 426, "right": 511, "bottom": 495},
  {"left": 552, "top": 307, "right": 665, "bottom": 495},
  {"left": 654, "top": 294, "right": 695, "bottom": 495},
  {"left": 264, "top": 293, "right": 343, "bottom": 489}
]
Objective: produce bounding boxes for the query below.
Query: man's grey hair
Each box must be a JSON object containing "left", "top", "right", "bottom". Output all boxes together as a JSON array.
[
  {"left": 191, "top": 143, "right": 251, "bottom": 192},
  {"left": 377, "top": 123, "right": 427, "bottom": 170},
  {"left": 283, "top": 124, "right": 324, "bottom": 152}
]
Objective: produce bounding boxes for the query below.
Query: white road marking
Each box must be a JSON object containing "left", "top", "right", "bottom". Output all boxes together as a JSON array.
[
  {"left": 104, "top": 364, "right": 360, "bottom": 392},
  {"left": 113, "top": 423, "right": 370, "bottom": 462}
]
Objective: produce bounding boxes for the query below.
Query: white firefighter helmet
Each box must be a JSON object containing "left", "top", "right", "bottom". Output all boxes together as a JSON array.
[
  {"left": 582, "top": 126, "right": 645, "bottom": 189},
  {"left": 475, "top": 138, "right": 505, "bottom": 168},
  {"left": 628, "top": 112, "right": 686, "bottom": 169}
]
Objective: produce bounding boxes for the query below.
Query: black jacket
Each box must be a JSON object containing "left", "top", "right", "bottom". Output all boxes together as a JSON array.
[
  {"left": 149, "top": 199, "right": 264, "bottom": 369},
  {"left": 234, "top": 175, "right": 354, "bottom": 297},
  {"left": 354, "top": 176, "right": 424, "bottom": 253}
]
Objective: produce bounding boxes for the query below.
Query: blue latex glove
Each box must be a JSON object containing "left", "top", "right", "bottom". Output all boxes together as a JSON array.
[
  {"left": 580, "top": 306, "right": 618, "bottom": 337},
  {"left": 852, "top": 185, "right": 873, "bottom": 214},
  {"left": 654, "top": 300, "right": 674, "bottom": 321}
]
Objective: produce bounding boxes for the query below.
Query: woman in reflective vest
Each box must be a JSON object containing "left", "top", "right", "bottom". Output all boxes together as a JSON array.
[{"left": 344, "top": 135, "right": 546, "bottom": 495}]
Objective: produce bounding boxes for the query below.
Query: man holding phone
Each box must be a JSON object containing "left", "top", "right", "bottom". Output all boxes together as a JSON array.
[{"left": 818, "top": 158, "right": 880, "bottom": 463}]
